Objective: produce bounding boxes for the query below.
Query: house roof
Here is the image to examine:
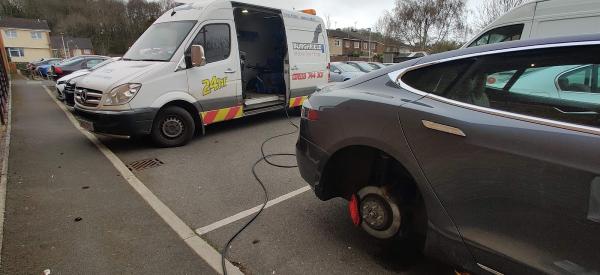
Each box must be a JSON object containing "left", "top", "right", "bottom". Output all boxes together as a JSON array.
[
  {"left": 0, "top": 17, "right": 50, "bottom": 30},
  {"left": 50, "top": 36, "right": 94, "bottom": 50},
  {"left": 327, "top": 29, "right": 363, "bottom": 41}
]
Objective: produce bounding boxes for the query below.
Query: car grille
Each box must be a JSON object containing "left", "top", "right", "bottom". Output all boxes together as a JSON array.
[
  {"left": 75, "top": 87, "right": 103, "bottom": 107},
  {"left": 65, "top": 82, "right": 75, "bottom": 93}
]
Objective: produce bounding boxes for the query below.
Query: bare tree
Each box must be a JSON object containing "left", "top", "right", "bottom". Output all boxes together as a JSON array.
[
  {"left": 387, "top": 0, "right": 467, "bottom": 51},
  {"left": 473, "top": 0, "right": 524, "bottom": 31}
]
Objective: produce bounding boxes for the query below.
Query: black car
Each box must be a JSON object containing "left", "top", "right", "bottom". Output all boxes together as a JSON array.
[
  {"left": 297, "top": 34, "right": 600, "bottom": 274},
  {"left": 50, "top": 55, "right": 109, "bottom": 80}
]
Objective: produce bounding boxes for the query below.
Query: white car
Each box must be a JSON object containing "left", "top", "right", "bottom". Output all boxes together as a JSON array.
[{"left": 55, "top": 57, "right": 121, "bottom": 100}]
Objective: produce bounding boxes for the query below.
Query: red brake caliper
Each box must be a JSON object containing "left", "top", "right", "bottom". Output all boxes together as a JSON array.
[{"left": 349, "top": 194, "right": 361, "bottom": 226}]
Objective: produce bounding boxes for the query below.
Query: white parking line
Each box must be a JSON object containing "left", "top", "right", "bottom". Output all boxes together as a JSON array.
[
  {"left": 42, "top": 86, "right": 242, "bottom": 275},
  {"left": 196, "top": 186, "right": 311, "bottom": 235}
]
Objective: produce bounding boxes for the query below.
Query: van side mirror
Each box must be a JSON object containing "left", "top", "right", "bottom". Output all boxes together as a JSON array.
[{"left": 191, "top": 45, "right": 206, "bottom": 67}]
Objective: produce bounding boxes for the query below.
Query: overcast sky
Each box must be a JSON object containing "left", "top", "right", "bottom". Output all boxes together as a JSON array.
[{"left": 179, "top": 0, "right": 482, "bottom": 30}]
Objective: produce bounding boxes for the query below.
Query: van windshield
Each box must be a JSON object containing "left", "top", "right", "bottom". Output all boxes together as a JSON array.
[{"left": 124, "top": 21, "right": 196, "bottom": 62}]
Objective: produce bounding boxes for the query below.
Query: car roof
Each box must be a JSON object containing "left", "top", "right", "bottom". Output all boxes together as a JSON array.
[{"left": 420, "top": 33, "right": 600, "bottom": 65}]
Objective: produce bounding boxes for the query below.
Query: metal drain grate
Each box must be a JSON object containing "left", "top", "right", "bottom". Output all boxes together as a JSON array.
[{"left": 126, "top": 158, "right": 164, "bottom": 171}]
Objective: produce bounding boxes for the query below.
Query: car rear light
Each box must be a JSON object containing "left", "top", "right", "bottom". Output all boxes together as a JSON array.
[
  {"left": 301, "top": 106, "right": 319, "bottom": 121},
  {"left": 327, "top": 63, "right": 330, "bottom": 82},
  {"left": 54, "top": 66, "right": 63, "bottom": 75}
]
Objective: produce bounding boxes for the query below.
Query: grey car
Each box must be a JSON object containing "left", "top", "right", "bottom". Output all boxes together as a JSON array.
[
  {"left": 329, "top": 62, "right": 365, "bottom": 82},
  {"left": 297, "top": 34, "right": 600, "bottom": 275}
]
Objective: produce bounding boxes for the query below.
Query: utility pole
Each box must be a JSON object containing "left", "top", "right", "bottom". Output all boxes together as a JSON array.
[
  {"left": 367, "top": 28, "right": 372, "bottom": 62},
  {"left": 60, "top": 32, "right": 68, "bottom": 58}
]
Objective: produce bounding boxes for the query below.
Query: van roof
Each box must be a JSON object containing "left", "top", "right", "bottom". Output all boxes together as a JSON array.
[{"left": 173, "top": 0, "right": 320, "bottom": 18}]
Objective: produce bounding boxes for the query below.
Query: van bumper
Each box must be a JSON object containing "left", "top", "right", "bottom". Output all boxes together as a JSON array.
[{"left": 74, "top": 107, "right": 157, "bottom": 137}]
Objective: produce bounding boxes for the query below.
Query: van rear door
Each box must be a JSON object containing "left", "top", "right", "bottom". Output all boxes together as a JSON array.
[{"left": 282, "top": 11, "right": 329, "bottom": 102}]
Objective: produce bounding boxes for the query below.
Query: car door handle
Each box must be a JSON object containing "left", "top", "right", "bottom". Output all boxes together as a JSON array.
[
  {"left": 422, "top": 120, "right": 466, "bottom": 137},
  {"left": 291, "top": 65, "right": 299, "bottom": 71},
  {"left": 224, "top": 69, "right": 236, "bottom": 74},
  {"left": 554, "top": 107, "right": 598, "bottom": 115}
]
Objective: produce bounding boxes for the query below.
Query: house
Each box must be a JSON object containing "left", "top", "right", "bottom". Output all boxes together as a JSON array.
[
  {"left": 327, "top": 29, "right": 380, "bottom": 61},
  {"left": 0, "top": 17, "right": 52, "bottom": 63},
  {"left": 327, "top": 29, "right": 410, "bottom": 62},
  {"left": 50, "top": 36, "right": 95, "bottom": 58}
]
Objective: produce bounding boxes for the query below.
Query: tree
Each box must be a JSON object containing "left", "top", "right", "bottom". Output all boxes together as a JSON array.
[
  {"left": 0, "top": 0, "right": 175, "bottom": 55},
  {"left": 473, "top": 0, "right": 524, "bottom": 31},
  {"left": 386, "top": 0, "right": 467, "bottom": 51}
]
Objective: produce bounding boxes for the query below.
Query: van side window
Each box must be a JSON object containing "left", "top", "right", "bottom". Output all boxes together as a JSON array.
[
  {"left": 468, "top": 24, "right": 524, "bottom": 47},
  {"left": 191, "top": 24, "right": 231, "bottom": 63},
  {"left": 434, "top": 45, "right": 600, "bottom": 129}
]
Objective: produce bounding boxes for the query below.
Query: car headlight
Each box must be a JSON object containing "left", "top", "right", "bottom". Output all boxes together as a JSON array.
[
  {"left": 103, "top": 83, "right": 141, "bottom": 106},
  {"left": 57, "top": 80, "right": 65, "bottom": 85}
]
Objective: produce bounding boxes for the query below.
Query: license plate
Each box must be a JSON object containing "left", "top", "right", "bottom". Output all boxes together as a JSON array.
[{"left": 78, "top": 119, "right": 94, "bottom": 132}]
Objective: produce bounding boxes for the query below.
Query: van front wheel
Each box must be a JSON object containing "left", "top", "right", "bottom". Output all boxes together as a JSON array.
[{"left": 151, "top": 106, "right": 195, "bottom": 147}]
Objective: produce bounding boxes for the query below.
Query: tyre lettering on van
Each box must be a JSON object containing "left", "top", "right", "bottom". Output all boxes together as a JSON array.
[{"left": 202, "top": 76, "right": 228, "bottom": 96}]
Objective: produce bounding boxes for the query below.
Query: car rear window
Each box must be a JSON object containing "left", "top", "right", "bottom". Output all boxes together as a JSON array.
[{"left": 401, "top": 59, "right": 474, "bottom": 95}]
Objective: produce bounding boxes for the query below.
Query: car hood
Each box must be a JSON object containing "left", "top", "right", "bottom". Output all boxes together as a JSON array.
[
  {"left": 76, "top": 60, "right": 168, "bottom": 92},
  {"left": 57, "top": 69, "right": 90, "bottom": 83}
]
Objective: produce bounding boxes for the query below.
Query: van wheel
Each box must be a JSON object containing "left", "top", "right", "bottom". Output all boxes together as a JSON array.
[{"left": 151, "top": 106, "right": 195, "bottom": 147}]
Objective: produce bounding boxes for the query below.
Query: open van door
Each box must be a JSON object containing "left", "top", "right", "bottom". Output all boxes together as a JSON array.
[{"left": 282, "top": 11, "right": 329, "bottom": 103}]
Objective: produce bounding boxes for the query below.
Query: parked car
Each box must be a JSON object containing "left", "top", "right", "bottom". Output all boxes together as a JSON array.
[
  {"left": 346, "top": 61, "right": 377, "bottom": 73},
  {"left": 297, "top": 34, "right": 600, "bottom": 275},
  {"left": 56, "top": 57, "right": 121, "bottom": 103},
  {"left": 330, "top": 62, "right": 365, "bottom": 82},
  {"left": 27, "top": 58, "right": 62, "bottom": 76},
  {"left": 393, "top": 51, "right": 427, "bottom": 63},
  {"left": 36, "top": 59, "right": 63, "bottom": 78},
  {"left": 464, "top": 0, "right": 600, "bottom": 48},
  {"left": 368, "top": 62, "right": 385, "bottom": 70},
  {"left": 50, "top": 55, "right": 109, "bottom": 80}
]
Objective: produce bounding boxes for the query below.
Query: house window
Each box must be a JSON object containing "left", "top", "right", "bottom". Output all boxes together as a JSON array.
[
  {"left": 334, "top": 39, "right": 341, "bottom": 47},
  {"left": 363, "top": 43, "right": 368, "bottom": 50},
  {"left": 5, "top": 30, "right": 17, "bottom": 39},
  {"left": 31, "top": 31, "right": 43, "bottom": 40},
  {"left": 354, "top": 42, "right": 360, "bottom": 49},
  {"left": 7, "top": 47, "right": 25, "bottom": 57},
  {"left": 345, "top": 41, "right": 351, "bottom": 48}
]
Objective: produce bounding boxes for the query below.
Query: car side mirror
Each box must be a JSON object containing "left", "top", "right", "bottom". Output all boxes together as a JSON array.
[
  {"left": 333, "top": 69, "right": 341, "bottom": 74},
  {"left": 191, "top": 45, "right": 206, "bottom": 67}
]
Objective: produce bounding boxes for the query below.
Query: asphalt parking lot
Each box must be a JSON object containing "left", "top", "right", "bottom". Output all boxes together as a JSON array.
[{"left": 2, "top": 78, "right": 454, "bottom": 274}]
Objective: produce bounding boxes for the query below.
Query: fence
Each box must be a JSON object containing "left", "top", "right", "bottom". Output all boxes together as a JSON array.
[{"left": 0, "top": 49, "right": 9, "bottom": 125}]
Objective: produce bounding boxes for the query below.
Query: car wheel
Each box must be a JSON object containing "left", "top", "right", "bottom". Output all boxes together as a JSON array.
[
  {"left": 151, "top": 106, "right": 195, "bottom": 148},
  {"left": 354, "top": 186, "right": 403, "bottom": 239}
]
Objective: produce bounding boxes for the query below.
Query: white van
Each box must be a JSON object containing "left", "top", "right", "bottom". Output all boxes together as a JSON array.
[
  {"left": 464, "top": 0, "right": 600, "bottom": 48},
  {"left": 74, "top": 0, "right": 329, "bottom": 147}
]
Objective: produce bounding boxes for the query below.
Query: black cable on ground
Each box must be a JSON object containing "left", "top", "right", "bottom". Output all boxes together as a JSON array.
[{"left": 221, "top": 107, "right": 300, "bottom": 275}]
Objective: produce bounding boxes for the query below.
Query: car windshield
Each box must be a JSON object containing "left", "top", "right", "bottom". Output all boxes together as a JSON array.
[
  {"left": 355, "top": 62, "right": 375, "bottom": 71},
  {"left": 59, "top": 57, "right": 84, "bottom": 66},
  {"left": 123, "top": 21, "right": 196, "bottom": 62},
  {"left": 336, "top": 63, "right": 361, "bottom": 72}
]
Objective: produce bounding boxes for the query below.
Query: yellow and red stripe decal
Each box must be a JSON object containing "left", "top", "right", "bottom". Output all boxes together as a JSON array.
[
  {"left": 289, "top": 96, "right": 308, "bottom": 108},
  {"left": 201, "top": 106, "right": 244, "bottom": 125}
]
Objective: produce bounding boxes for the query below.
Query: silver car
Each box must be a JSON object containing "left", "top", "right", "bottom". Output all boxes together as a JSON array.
[{"left": 329, "top": 62, "right": 365, "bottom": 82}]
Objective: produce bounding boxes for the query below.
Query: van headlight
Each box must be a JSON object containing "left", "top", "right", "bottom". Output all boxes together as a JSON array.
[{"left": 103, "top": 83, "right": 142, "bottom": 106}]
